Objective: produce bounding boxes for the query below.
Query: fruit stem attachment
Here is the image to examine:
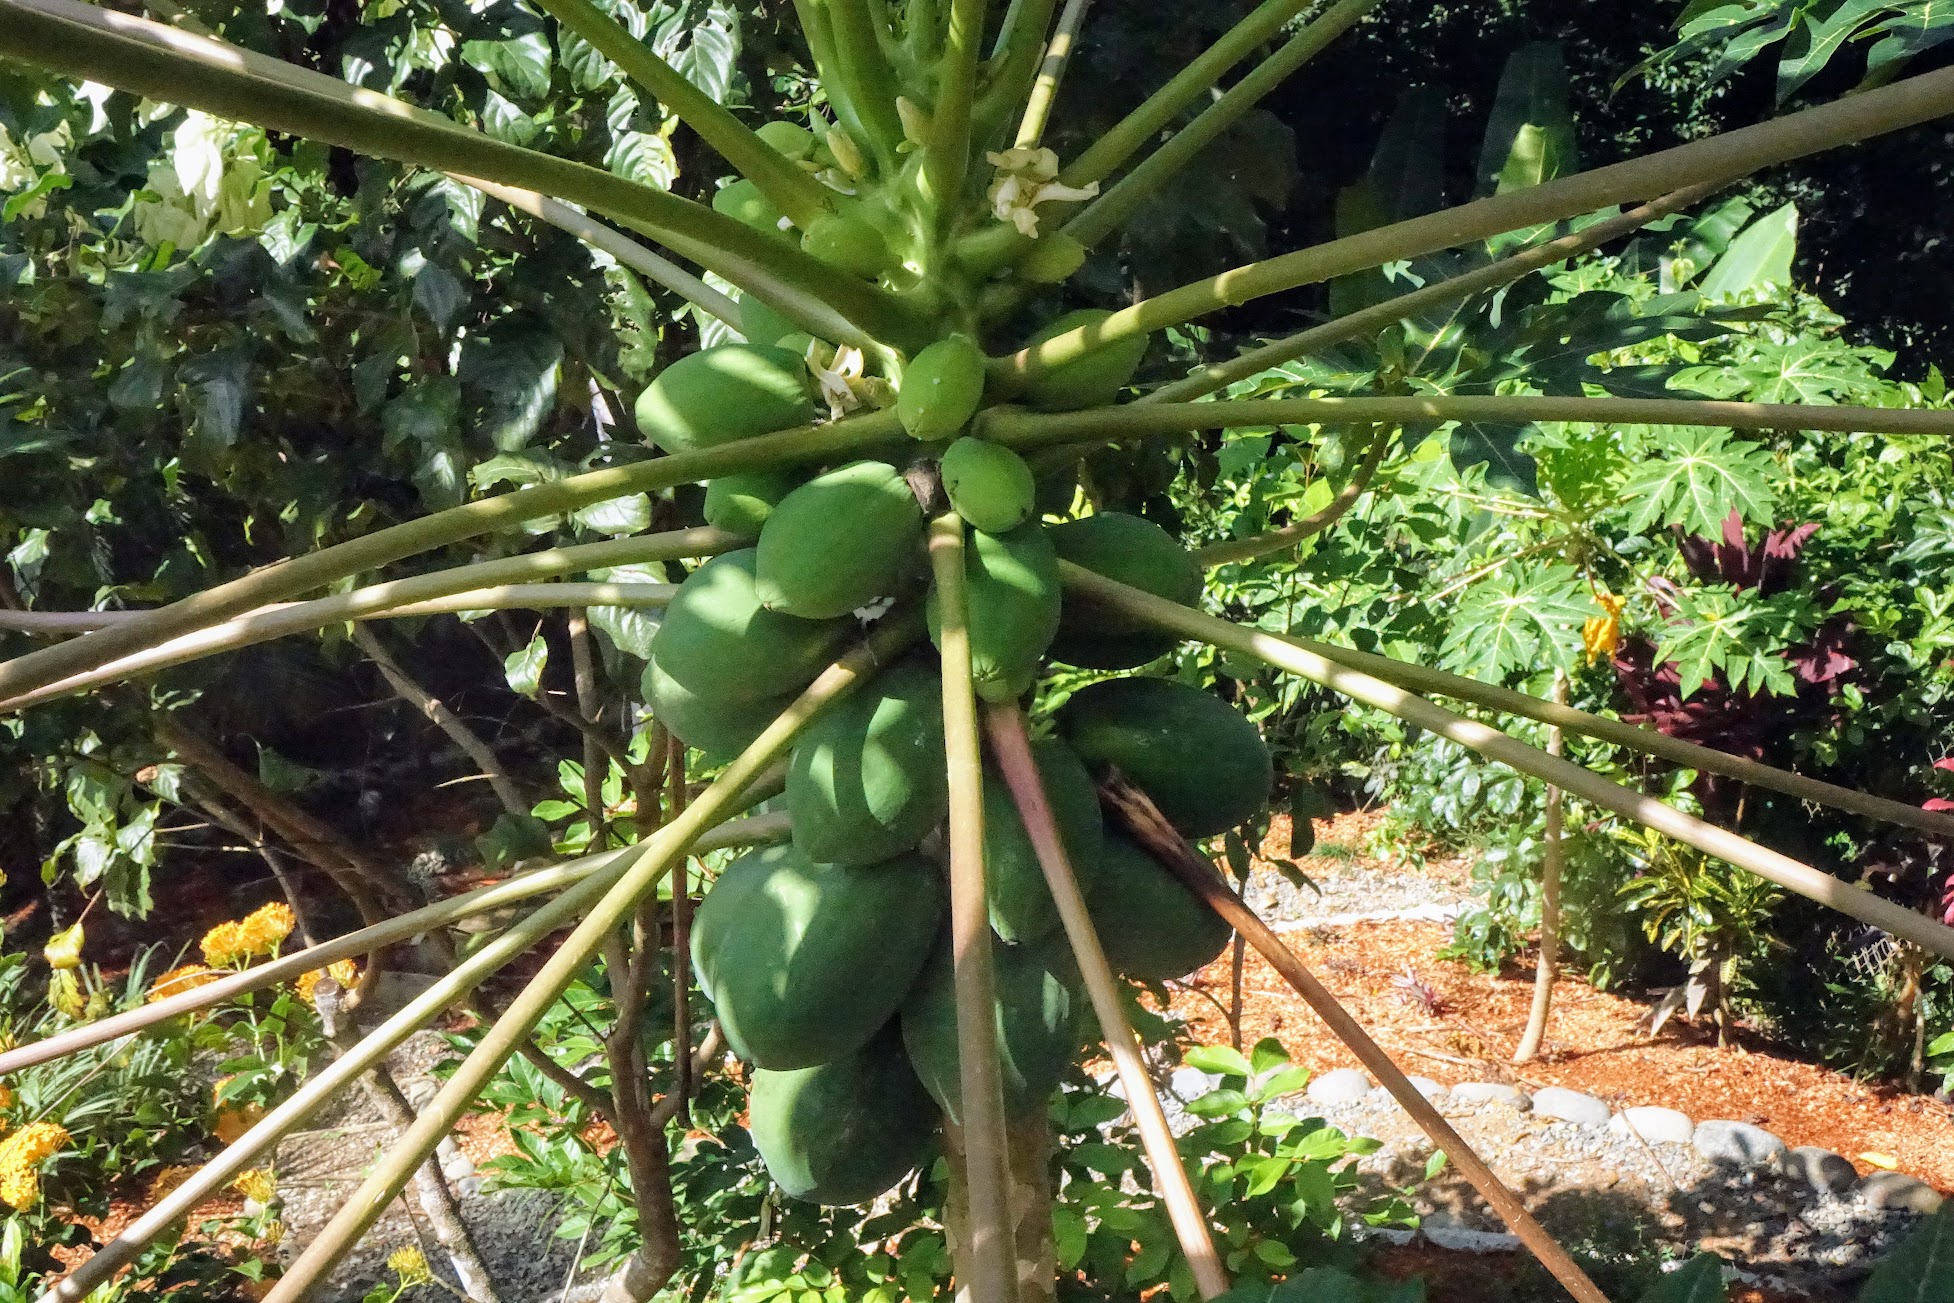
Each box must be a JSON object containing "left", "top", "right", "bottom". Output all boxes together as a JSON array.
[
  {"left": 982, "top": 703, "right": 1231, "bottom": 1302},
  {"left": 1095, "top": 773, "right": 1613, "bottom": 1303},
  {"left": 264, "top": 613, "right": 924, "bottom": 1301},
  {"left": 927, "top": 515, "right": 1021, "bottom": 1303},
  {"left": 1012, "top": 0, "right": 1089, "bottom": 148},
  {"left": 1062, "top": 0, "right": 1377, "bottom": 249},
  {"left": 993, "top": 63, "right": 1954, "bottom": 386},
  {"left": 1057, "top": 561, "right": 1954, "bottom": 963}
]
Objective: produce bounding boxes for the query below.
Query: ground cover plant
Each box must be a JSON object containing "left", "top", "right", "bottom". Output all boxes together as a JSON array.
[{"left": 4, "top": 0, "right": 1954, "bottom": 1301}]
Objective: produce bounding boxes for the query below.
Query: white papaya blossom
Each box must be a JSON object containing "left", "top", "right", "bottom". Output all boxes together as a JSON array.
[{"left": 984, "top": 146, "right": 1097, "bottom": 237}]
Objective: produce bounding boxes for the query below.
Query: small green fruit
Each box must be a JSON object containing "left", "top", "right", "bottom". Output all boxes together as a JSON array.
[
  {"left": 703, "top": 468, "right": 805, "bottom": 537},
  {"left": 755, "top": 119, "right": 815, "bottom": 161},
  {"left": 756, "top": 460, "right": 925, "bottom": 619},
  {"left": 939, "top": 438, "right": 1035, "bottom": 534},
  {"left": 897, "top": 335, "right": 988, "bottom": 441},
  {"left": 801, "top": 210, "right": 890, "bottom": 278},
  {"left": 1023, "top": 308, "right": 1150, "bottom": 411},
  {"left": 1016, "top": 233, "right": 1087, "bottom": 284},
  {"left": 634, "top": 344, "right": 813, "bottom": 454},
  {"left": 712, "top": 179, "right": 790, "bottom": 238},
  {"left": 926, "top": 520, "right": 1060, "bottom": 703},
  {"left": 1047, "top": 512, "right": 1201, "bottom": 668}
]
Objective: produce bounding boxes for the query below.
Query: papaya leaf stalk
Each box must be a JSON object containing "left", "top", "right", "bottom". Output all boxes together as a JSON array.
[
  {"left": 1059, "top": 562, "right": 1954, "bottom": 962},
  {"left": 995, "top": 64, "right": 1954, "bottom": 385},
  {"left": 0, "top": 412, "right": 902, "bottom": 705},
  {"left": 264, "top": 615, "right": 923, "bottom": 1300},
  {"left": 1141, "top": 185, "right": 1718, "bottom": 405},
  {"left": 924, "top": 0, "right": 991, "bottom": 227},
  {"left": 983, "top": 703, "right": 1231, "bottom": 1302},
  {"left": 1098, "top": 775, "right": 1612, "bottom": 1303},
  {"left": 1062, "top": 0, "right": 1379, "bottom": 249},
  {"left": 1011, "top": 0, "right": 1090, "bottom": 149},
  {"left": 926, "top": 514, "right": 1020, "bottom": 1303},
  {"left": 1057, "top": 0, "right": 1322, "bottom": 187},
  {"left": 980, "top": 395, "right": 1954, "bottom": 444},
  {"left": 0, "top": 0, "right": 924, "bottom": 350},
  {"left": 527, "top": 0, "right": 833, "bottom": 229},
  {"left": 45, "top": 867, "right": 622, "bottom": 1303}
]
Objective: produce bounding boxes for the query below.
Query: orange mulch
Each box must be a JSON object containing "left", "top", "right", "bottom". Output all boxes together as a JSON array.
[{"left": 1170, "top": 814, "right": 1954, "bottom": 1193}]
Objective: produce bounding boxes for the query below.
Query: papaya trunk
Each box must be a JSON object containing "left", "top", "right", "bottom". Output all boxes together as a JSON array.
[{"left": 945, "top": 1114, "right": 1055, "bottom": 1303}]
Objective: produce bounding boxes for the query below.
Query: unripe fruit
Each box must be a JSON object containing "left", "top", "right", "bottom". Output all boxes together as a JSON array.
[
  {"left": 1022, "top": 308, "right": 1150, "bottom": 411},
  {"left": 1047, "top": 511, "right": 1200, "bottom": 668},
  {"left": 755, "top": 460, "right": 925, "bottom": 618},
  {"left": 1016, "top": 232, "right": 1087, "bottom": 284},
  {"left": 926, "top": 520, "right": 1060, "bottom": 702},
  {"left": 755, "top": 119, "right": 815, "bottom": 161},
  {"left": 712, "top": 179, "right": 790, "bottom": 238},
  {"left": 634, "top": 344, "right": 813, "bottom": 453},
  {"left": 738, "top": 294, "right": 799, "bottom": 349},
  {"left": 746, "top": 1029, "right": 938, "bottom": 1205},
  {"left": 897, "top": 335, "right": 987, "bottom": 441},
  {"left": 801, "top": 210, "right": 890, "bottom": 278},
  {"left": 1058, "top": 676, "right": 1274, "bottom": 838},
  {"left": 703, "top": 467, "right": 805, "bottom": 537},
  {"left": 939, "top": 438, "right": 1035, "bottom": 534}
]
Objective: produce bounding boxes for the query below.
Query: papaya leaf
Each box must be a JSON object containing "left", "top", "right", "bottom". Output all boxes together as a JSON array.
[
  {"left": 1865, "top": 3, "right": 1954, "bottom": 79},
  {"left": 1617, "top": 428, "right": 1776, "bottom": 537},
  {"left": 1700, "top": 202, "right": 1798, "bottom": 297},
  {"left": 1475, "top": 43, "right": 1578, "bottom": 198},
  {"left": 1447, "top": 420, "right": 1538, "bottom": 496},
  {"left": 1438, "top": 563, "right": 1591, "bottom": 681}
]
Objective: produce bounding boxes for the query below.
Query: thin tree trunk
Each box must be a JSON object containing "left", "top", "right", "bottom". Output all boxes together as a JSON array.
[
  {"left": 353, "top": 624, "right": 529, "bottom": 818},
  {"left": 1514, "top": 671, "right": 1568, "bottom": 1065}
]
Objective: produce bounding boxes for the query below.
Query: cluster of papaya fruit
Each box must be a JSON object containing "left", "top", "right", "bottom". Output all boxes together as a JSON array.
[{"left": 630, "top": 130, "right": 1272, "bottom": 1207}]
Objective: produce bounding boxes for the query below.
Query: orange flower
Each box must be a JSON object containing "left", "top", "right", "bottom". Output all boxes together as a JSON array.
[
  {"left": 1583, "top": 592, "right": 1626, "bottom": 665},
  {"left": 294, "top": 959, "right": 359, "bottom": 1006},
  {"left": 201, "top": 901, "right": 295, "bottom": 967},
  {"left": 148, "top": 963, "right": 224, "bottom": 1004}
]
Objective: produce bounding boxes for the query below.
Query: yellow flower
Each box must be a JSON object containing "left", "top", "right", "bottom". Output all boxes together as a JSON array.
[
  {"left": 231, "top": 1168, "right": 277, "bottom": 1204},
  {"left": 294, "top": 959, "right": 359, "bottom": 1006},
  {"left": 0, "top": 1083, "right": 14, "bottom": 1112},
  {"left": 1583, "top": 592, "right": 1626, "bottom": 665},
  {"left": 386, "top": 1243, "right": 433, "bottom": 1288},
  {"left": 44, "top": 921, "right": 84, "bottom": 970},
  {"left": 200, "top": 920, "right": 249, "bottom": 967},
  {"left": 0, "top": 1120, "right": 69, "bottom": 1210},
  {"left": 148, "top": 963, "right": 223, "bottom": 1004},
  {"left": 148, "top": 1163, "right": 197, "bottom": 1202}
]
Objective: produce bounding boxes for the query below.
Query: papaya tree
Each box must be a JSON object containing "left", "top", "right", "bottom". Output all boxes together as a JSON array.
[{"left": 4, "top": 2, "right": 1954, "bottom": 1302}]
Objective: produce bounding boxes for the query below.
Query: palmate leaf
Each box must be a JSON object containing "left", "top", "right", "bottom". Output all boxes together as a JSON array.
[
  {"left": 1437, "top": 562, "right": 1592, "bottom": 681},
  {"left": 1617, "top": 428, "right": 1777, "bottom": 537},
  {"left": 1652, "top": 586, "right": 1816, "bottom": 698},
  {"left": 1447, "top": 420, "right": 1539, "bottom": 495}
]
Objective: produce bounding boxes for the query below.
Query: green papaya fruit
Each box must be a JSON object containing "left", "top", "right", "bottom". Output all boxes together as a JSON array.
[
  {"left": 703, "top": 468, "right": 806, "bottom": 537},
  {"left": 650, "top": 550, "right": 853, "bottom": 703},
  {"left": 634, "top": 344, "right": 813, "bottom": 454},
  {"left": 1047, "top": 512, "right": 1201, "bottom": 669},
  {"left": 712, "top": 178, "right": 790, "bottom": 237},
  {"left": 739, "top": 294, "right": 799, "bottom": 350},
  {"left": 801, "top": 209, "right": 891, "bottom": 278},
  {"left": 926, "top": 521, "right": 1060, "bottom": 704},
  {"left": 755, "top": 119, "right": 815, "bottom": 160},
  {"left": 900, "top": 933, "right": 1079, "bottom": 1123},
  {"left": 1022, "top": 308, "right": 1150, "bottom": 411},
  {"left": 1015, "top": 232, "right": 1087, "bottom": 285},
  {"left": 747, "top": 1027, "right": 939, "bottom": 1204},
  {"left": 898, "top": 336, "right": 988, "bottom": 442},
  {"left": 692, "top": 842, "right": 944, "bottom": 1069},
  {"left": 787, "top": 659, "right": 948, "bottom": 866},
  {"left": 641, "top": 658, "right": 794, "bottom": 762},
  {"left": 939, "top": 438, "right": 1035, "bottom": 533},
  {"left": 1086, "top": 832, "right": 1234, "bottom": 982},
  {"left": 1056, "top": 676, "right": 1273, "bottom": 838},
  {"left": 978, "top": 737, "right": 1103, "bottom": 943},
  {"left": 755, "top": 461, "right": 925, "bottom": 619}
]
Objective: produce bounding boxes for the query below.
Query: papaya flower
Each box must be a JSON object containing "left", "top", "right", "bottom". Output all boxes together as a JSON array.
[
  {"left": 1583, "top": 592, "right": 1626, "bottom": 665},
  {"left": 985, "top": 147, "right": 1098, "bottom": 237}
]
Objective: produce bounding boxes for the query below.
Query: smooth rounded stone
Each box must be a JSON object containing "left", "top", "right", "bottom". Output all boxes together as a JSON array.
[
  {"left": 1306, "top": 1067, "right": 1375, "bottom": 1106},
  {"left": 1693, "top": 1119, "right": 1790, "bottom": 1169},
  {"left": 1171, "top": 1067, "right": 1221, "bottom": 1100},
  {"left": 1406, "top": 1075, "right": 1446, "bottom": 1101},
  {"left": 1861, "top": 1170, "right": 1945, "bottom": 1214},
  {"left": 1609, "top": 1105, "right": 1695, "bottom": 1146},
  {"left": 1531, "top": 1085, "right": 1612, "bottom": 1127},
  {"left": 1780, "top": 1145, "right": 1857, "bottom": 1195},
  {"left": 1449, "top": 1081, "right": 1530, "bottom": 1110}
]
